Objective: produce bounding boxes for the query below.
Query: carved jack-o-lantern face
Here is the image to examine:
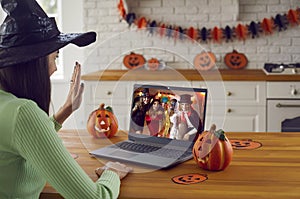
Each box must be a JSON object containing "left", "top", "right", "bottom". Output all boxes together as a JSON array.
[
  {"left": 193, "top": 129, "right": 233, "bottom": 171},
  {"left": 172, "top": 173, "right": 207, "bottom": 185},
  {"left": 147, "top": 58, "right": 160, "bottom": 71},
  {"left": 224, "top": 50, "right": 248, "bottom": 69},
  {"left": 123, "top": 52, "right": 146, "bottom": 69},
  {"left": 194, "top": 51, "right": 216, "bottom": 71},
  {"left": 87, "top": 103, "right": 118, "bottom": 138},
  {"left": 230, "top": 139, "right": 262, "bottom": 150}
]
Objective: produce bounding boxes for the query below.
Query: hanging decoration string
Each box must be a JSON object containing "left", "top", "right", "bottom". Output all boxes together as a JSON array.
[{"left": 118, "top": 0, "right": 300, "bottom": 43}]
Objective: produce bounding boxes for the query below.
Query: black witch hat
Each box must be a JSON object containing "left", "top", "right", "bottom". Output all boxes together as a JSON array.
[{"left": 0, "top": 0, "right": 96, "bottom": 68}]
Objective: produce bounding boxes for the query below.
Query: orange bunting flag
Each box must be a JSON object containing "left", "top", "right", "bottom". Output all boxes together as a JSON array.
[
  {"left": 211, "top": 27, "right": 223, "bottom": 43},
  {"left": 261, "top": 18, "right": 274, "bottom": 34},
  {"left": 137, "top": 17, "right": 147, "bottom": 29},
  {"left": 287, "top": 9, "right": 300, "bottom": 25},
  {"left": 187, "top": 27, "right": 197, "bottom": 41},
  {"left": 173, "top": 26, "right": 179, "bottom": 40},
  {"left": 117, "top": 0, "right": 126, "bottom": 19},
  {"left": 235, "top": 24, "right": 248, "bottom": 40},
  {"left": 159, "top": 24, "right": 166, "bottom": 37}
]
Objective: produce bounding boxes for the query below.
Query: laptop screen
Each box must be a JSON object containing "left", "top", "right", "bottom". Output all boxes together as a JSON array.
[{"left": 129, "top": 84, "right": 207, "bottom": 142}]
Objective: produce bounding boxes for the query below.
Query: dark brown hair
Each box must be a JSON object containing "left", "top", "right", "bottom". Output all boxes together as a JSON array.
[{"left": 0, "top": 56, "right": 51, "bottom": 114}]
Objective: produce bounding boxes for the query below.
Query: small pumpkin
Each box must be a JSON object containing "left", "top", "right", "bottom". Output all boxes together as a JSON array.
[
  {"left": 123, "top": 52, "right": 146, "bottom": 70},
  {"left": 193, "top": 124, "right": 233, "bottom": 171},
  {"left": 224, "top": 50, "right": 248, "bottom": 70},
  {"left": 87, "top": 103, "right": 118, "bottom": 138},
  {"left": 193, "top": 51, "right": 216, "bottom": 71},
  {"left": 146, "top": 58, "right": 160, "bottom": 71}
]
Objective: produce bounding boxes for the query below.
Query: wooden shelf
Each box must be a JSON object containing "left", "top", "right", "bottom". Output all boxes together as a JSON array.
[{"left": 81, "top": 69, "right": 300, "bottom": 81}]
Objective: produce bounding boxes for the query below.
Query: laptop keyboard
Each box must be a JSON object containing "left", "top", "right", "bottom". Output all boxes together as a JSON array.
[{"left": 115, "top": 142, "right": 191, "bottom": 159}]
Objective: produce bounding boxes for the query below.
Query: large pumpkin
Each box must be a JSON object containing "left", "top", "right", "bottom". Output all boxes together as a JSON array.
[
  {"left": 193, "top": 124, "right": 233, "bottom": 171},
  {"left": 224, "top": 50, "right": 248, "bottom": 70},
  {"left": 193, "top": 51, "right": 216, "bottom": 71},
  {"left": 123, "top": 52, "right": 146, "bottom": 69},
  {"left": 87, "top": 103, "right": 118, "bottom": 138}
]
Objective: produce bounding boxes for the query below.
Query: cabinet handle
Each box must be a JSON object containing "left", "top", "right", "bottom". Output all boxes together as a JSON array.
[
  {"left": 107, "top": 91, "right": 112, "bottom": 95},
  {"left": 291, "top": 89, "right": 298, "bottom": 96},
  {"left": 227, "top": 91, "right": 232, "bottom": 96},
  {"left": 227, "top": 108, "right": 232, "bottom": 113},
  {"left": 276, "top": 103, "right": 300, "bottom": 108}
]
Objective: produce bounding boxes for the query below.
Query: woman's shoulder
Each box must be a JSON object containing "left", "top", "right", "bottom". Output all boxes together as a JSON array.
[{"left": 0, "top": 90, "right": 38, "bottom": 112}]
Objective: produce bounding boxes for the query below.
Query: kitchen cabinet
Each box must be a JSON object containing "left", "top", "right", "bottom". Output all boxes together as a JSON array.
[
  {"left": 83, "top": 80, "right": 265, "bottom": 132},
  {"left": 192, "top": 81, "right": 266, "bottom": 132},
  {"left": 82, "top": 69, "right": 299, "bottom": 132}
]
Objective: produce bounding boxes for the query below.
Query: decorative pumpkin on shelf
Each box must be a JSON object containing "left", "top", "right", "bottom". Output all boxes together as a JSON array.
[
  {"left": 144, "top": 58, "right": 166, "bottom": 71},
  {"left": 146, "top": 58, "right": 160, "bottom": 70},
  {"left": 87, "top": 103, "right": 118, "bottom": 138},
  {"left": 224, "top": 50, "right": 248, "bottom": 70},
  {"left": 193, "top": 124, "right": 233, "bottom": 171},
  {"left": 123, "top": 52, "right": 146, "bottom": 69},
  {"left": 193, "top": 51, "right": 217, "bottom": 71}
]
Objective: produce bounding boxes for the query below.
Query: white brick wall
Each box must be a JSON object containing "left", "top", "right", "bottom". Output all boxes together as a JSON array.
[{"left": 82, "top": 0, "right": 300, "bottom": 73}]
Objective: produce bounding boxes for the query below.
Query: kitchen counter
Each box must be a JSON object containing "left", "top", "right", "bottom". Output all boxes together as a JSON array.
[{"left": 81, "top": 69, "right": 300, "bottom": 81}]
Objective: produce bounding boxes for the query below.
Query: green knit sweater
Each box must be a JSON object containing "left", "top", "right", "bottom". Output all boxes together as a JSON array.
[{"left": 0, "top": 89, "right": 120, "bottom": 199}]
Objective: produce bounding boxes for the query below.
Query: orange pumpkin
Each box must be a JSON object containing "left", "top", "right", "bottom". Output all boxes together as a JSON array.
[
  {"left": 87, "top": 103, "right": 118, "bottom": 138},
  {"left": 224, "top": 50, "right": 248, "bottom": 70},
  {"left": 193, "top": 51, "right": 216, "bottom": 71},
  {"left": 123, "top": 52, "right": 146, "bottom": 69},
  {"left": 193, "top": 124, "right": 233, "bottom": 171},
  {"left": 146, "top": 58, "right": 160, "bottom": 71}
]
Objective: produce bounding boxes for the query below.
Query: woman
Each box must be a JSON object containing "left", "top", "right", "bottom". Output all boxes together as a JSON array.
[
  {"left": 0, "top": 0, "right": 131, "bottom": 198},
  {"left": 145, "top": 99, "right": 164, "bottom": 136}
]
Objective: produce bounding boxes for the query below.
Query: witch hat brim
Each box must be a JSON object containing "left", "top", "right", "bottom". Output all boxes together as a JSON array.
[
  {"left": 0, "top": 0, "right": 97, "bottom": 68},
  {"left": 0, "top": 32, "right": 96, "bottom": 68}
]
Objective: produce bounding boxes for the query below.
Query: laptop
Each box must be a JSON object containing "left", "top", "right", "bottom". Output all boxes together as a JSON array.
[{"left": 90, "top": 84, "right": 208, "bottom": 169}]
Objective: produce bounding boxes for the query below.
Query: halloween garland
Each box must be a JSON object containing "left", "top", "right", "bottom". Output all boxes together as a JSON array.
[{"left": 118, "top": 0, "right": 300, "bottom": 43}]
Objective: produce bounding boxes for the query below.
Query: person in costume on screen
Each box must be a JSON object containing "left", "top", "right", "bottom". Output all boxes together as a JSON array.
[
  {"left": 0, "top": 0, "right": 132, "bottom": 198},
  {"left": 169, "top": 98, "right": 179, "bottom": 139},
  {"left": 145, "top": 98, "right": 164, "bottom": 136},
  {"left": 130, "top": 88, "right": 152, "bottom": 134},
  {"left": 173, "top": 94, "right": 203, "bottom": 141}
]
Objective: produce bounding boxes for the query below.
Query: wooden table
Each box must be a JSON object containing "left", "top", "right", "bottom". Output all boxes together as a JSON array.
[{"left": 41, "top": 130, "right": 300, "bottom": 199}]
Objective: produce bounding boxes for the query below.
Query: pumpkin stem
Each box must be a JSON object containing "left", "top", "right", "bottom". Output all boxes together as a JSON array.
[
  {"left": 214, "top": 129, "right": 226, "bottom": 141},
  {"left": 209, "top": 124, "right": 216, "bottom": 133},
  {"left": 99, "top": 103, "right": 105, "bottom": 110}
]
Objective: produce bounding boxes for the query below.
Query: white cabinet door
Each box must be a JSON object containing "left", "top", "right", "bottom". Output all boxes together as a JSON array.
[
  {"left": 85, "top": 81, "right": 133, "bottom": 105},
  {"left": 205, "top": 105, "right": 266, "bottom": 132},
  {"left": 267, "top": 82, "right": 300, "bottom": 99},
  {"left": 193, "top": 81, "right": 266, "bottom": 132}
]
